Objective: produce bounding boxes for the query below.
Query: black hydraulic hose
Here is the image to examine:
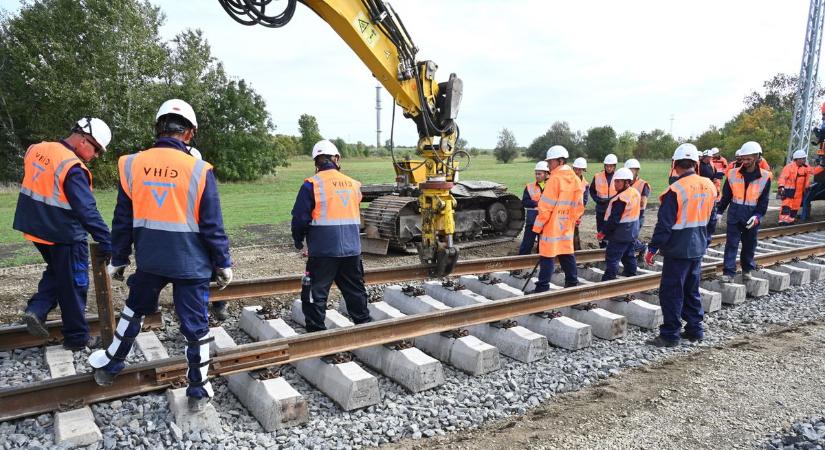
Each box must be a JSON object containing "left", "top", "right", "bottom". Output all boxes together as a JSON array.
[{"left": 218, "top": 0, "right": 297, "bottom": 28}]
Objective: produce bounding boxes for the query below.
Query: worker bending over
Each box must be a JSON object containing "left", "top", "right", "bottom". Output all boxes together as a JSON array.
[
  {"left": 518, "top": 161, "right": 550, "bottom": 254},
  {"left": 777, "top": 150, "right": 812, "bottom": 225},
  {"left": 645, "top": 144, "right": 717, "bottom": 347},
  {"left": 89, "top": 100, "right": 233, "bottom": 413},
  {"left": 590, "top": 154, "right": 618, "bottom": 248},
  {"left": 532, "top": 145, "right": 584, "bottom": 291},
  {"left": 291, "top": 140, "right": 372, "bottom": 332},
  {"left": 571, "top": 157, "right": 589, "bottom": 251},
  {"left": 14, "top": 118, "right": 113, "bottom": 350},
  {"left": 599, "top": 168, "right": 640, "bottom": 281},
  {"left": 716, "top": 141, "right": 771, "bottom": 282}
]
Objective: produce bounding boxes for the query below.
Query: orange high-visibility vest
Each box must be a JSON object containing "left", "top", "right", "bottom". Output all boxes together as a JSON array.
[
  {"left": 306, "top": 169, "right": 362, "bottom": 226},
  {"left": 778, "top": 163, "right": 812, "bottom": 191},
  {"left": 727, "top": 167, "right": 771, "bottom": 207},
  {"left": 525, "top": 182, "right": 542, "bottom": 205},
  {"left": 119, "top": 148, "right": 210, "bottom": 232},
  {"left": 711, "top": 157, "right": 728, "bottom": 173},
  {"left": 532, "top": 165, "right": 584, "bottom": 257},
  {"left": 759, "top": 158, "right": 770, "bottom": 173},
  {"left": 659, "top": 174, "right": 716, "bottom": 230},
  {"left": 18, "top": 142, "right": 92, "bottom": 244},
  {"left": 605, "top": 187, "right": 641, "bottom": 223},
  {"left": 631, "top": 178, "right": 649, "bottom": 209},
  {"left": 592, "top": 171, "right": 616, "bottom": 201}
]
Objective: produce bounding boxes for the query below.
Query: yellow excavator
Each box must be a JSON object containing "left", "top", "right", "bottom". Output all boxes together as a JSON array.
[{"left": 218, "top": 0, "right": 523, "bottom": 276}]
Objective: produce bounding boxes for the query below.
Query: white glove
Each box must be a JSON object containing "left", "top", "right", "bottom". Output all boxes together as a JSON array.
[
  {"left": 715, "top": 213, "right": 723, "bottom": 222},
  {"left": 745, "top": 215, "right": 759, "bottom": 230},
  {"left": 106, "top": 263, "right": 126, "bottom": 281},
  {"left": 216, "top": 267, "right": 233, "bottom": 290}
]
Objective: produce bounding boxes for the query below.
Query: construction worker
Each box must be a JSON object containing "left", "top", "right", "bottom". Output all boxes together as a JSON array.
[
  {"left": 717, "top": 141, "right": 772, "bottom": 282},
  {"left": 700, "top": 150, "right": 723, "bottom": 200},
  {"left": 598, "top": 168, "right": 641, "bottom": 281},
  {"left": 291, "top": 139, "right": 372, "bottom": 332},
  {"left": 531, "top": 145, "right": 585, "bottom": 291},
  {"left": 777, "top": 150, "right": 813, "bottom": 224},
  {"left": 726, "top": 149, "right": 743, "bottom": 172},
  {"left": 644, "top": 143, "right": 717, "bottom": 347},
  {"left": 624, "top": 158, "right": 650, "bottom": 258},
  {"left": 187, "top": 146, "right": 228, "bottom": 321},
  {"left": 518, "top": 161, "right": 550, "bottom": 255},
  {"left": 13, "top": 118, "right": 113, "bottom": 350},
  {"left": 89, "top": 99, "right": 233, "bottom": 413},
  {"left": 590, "top": 154, "right": 618, "bottom": 248},
  {"left": 709, "top": 147, "right": 728, "bottom": 177},
  {"left": 571, "top": 157, "right": 588, "bottom": 251}
]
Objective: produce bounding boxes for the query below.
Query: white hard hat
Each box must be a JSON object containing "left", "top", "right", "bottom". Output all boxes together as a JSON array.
[
  {"left": 311, "top": 139, "right": 340, "bottom": 158},
  {"left": 793, "top": 149, "right": 808, "bottom": 160},
  {"left": 189, "top": 147, "right": 202, "bottom": 160},
  {"left": 572, "top": 157, "right": 588, "bottom": 169},
  {"left": 701, "top": 150, "right": 711, "bottom": 157},
  {"left": 545, "top": 145, "right": 569, "bottom": 160},
  {"left": 738, "top": 141, "right": 762, "bottom": 156},
  {"left": 613, "top": 167, "right": 634, "bottom": 181},
  {"left": 735, "top": 149, "right": 742, "bottom": 157},
  {"left": 156, "top": 99, "right": 198, "bottom": 128},
  {"left": 73, "top": 117, "right": 112, "bottom": 151},
  {"left": 603, "top": 154, "right": 618, "bottom": 165},
  {"left": 534, "top": 161, "right": 550, "bottom": 172},
  {"left": 672, "top": 143, "right": 699, "bottom": 162},
  {"left": 624, "top": 158, "right": 641, "bottom": 169},
  {"left": 709, "top": 147, "right": 720, "bottom": 156}
]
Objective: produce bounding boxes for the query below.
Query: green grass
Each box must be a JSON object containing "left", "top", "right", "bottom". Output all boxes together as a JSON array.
[{"left": 0, "top": 155, "right": 674, "bottom": 253}]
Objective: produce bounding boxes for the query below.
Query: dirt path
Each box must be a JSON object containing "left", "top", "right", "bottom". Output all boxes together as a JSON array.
[{"left": 388, "top": 320, "right": 825, "bottom": 450}]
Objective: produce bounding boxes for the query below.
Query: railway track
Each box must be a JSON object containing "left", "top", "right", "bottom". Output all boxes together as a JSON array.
[{"left": 3, "top": 221, "right": 825, "bottom": 447}]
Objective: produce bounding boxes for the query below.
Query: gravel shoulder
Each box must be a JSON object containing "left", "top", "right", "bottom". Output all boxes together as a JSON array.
[{"left": 389, "top": 319, "right": 825, "bottom": 450}]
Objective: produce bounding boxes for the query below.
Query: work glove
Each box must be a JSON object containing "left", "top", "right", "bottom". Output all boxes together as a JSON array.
[
  {"left": 777, "top": 187, "right": 785, "bottom": 199},
  {"left": 644, "top": 250, "right": 656, "bottom": 267},
  {"left": 596, "top": 232, "right": 606, "bottom": 241},
  {"left": 107, "top": 263, "right": 126, "bottom": 282},
  {"left": 216, "top": 267, "right": 233, "bottom": 290},
  {"left": 745, "top": 215, "right": 759, "bottom": 230},
  {"left": 715, "top": 213, "right": 723, "bottom": 223}
]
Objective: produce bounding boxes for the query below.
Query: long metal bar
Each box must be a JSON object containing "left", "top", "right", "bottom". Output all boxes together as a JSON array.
[
  {"left": 90, "top": 243, "right": 116, "bottom": 348},
  {"left": 210, "top": 221, "right": 825, "bottom": 301},
  {"left": 4, "top": 240, "right": 825, "bottom": 421}
]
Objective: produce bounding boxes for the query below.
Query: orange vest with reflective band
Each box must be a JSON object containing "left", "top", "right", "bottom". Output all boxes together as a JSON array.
[
  {"left": 659, "top": 174, "right": 716, "bottom": 230},
  {"left": 778, "top": 163, "right": 812, "bottom": 192},
  {"left": 593, "top": 171, "right": 616, "bottom": 202},
  {"left": 711, "top": 157, "right": 728, "bottom": 173},
  {"left": 525, "top": 182, "right": 542, "bottom": 206},
  {"left": 120, "top": 148, "right": 211, "bottom": 233},
  {"left": 605, "top": 187, "right": 641, "bottom": 223},
  {"left": 726, "top": 167, "right": 771, "bottom": 207},
  {"left": 532, "top": 165, "right": 584, "bottom": 257},
  {"left": 306, "top": 169, "right": 362, "bottom": 226},
  {"left": 631, "top": 178, "right": 649, "bottom": 209},
  {"left": 14, "top": 141, "right": 92, "bottom": 244}
]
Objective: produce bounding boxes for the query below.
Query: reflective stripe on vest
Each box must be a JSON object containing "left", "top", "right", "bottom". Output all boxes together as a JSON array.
[
  {"left": 593, "top": 171, "right": 615, "bottom": 200},
  {"left": 727, "top": 168, "right": 770, "bottom": 207},
  {"left": 120, "top": 148, "right": 210, "bottom": 233},
  {"left": 307, "top": 170, "right": 362, "bottom": 226},
  {"left": 525, "top": 182, "right": 542, "bottom": 203},
  {"left": 605, "top": 188, "right": 641, "bottom": 223},
  {"left": 19, "top": 142, "right": 90, "bottom": 210},
  {"left": 662, "top": 174, "right": 716, "bottom": 230}
]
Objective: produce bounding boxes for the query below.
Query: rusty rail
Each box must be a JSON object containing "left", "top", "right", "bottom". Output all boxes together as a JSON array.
[{"left": 3, "top": 239, "right": 825, "bottom": 421}]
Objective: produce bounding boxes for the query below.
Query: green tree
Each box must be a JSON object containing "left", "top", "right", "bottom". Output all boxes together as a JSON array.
[
  {"left": 298, "top": 114, "right": 322, "bottom": 156},
  {"left": 584, "top": 126, "right": 617, "bottom": 162},
  {"left": 634, "top": 129, "right": 678, "bottom": 159},
  {"left": 526, "top": 121, "right": 583, "bottom": 160},
  {"left": 693, "top": 126, "right": 723, "bottom": 153},
  {"left": 494, "top": 128, "right": 519, "bottom": 163},
  {"left": 615, "top": 131, "right": 637, "bottom": 160},
  {"left": 456, "top": 137, "right": 468, "bottom": 151},
  {"left": 721, "top": 105, "right": 789, "bottom": 169}
]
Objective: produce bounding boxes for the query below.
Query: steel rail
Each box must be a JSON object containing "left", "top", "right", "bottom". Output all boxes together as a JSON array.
[
  {"left": 210, "top": 221, "right": 825, "bottom": 301},
  {"left": 3, "top": 239, "right": 825, "bottom": 421}
]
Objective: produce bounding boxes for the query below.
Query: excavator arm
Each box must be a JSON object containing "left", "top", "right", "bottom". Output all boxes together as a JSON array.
[{"left": 218, "top": 0, "right": 463, "bottom": 275}]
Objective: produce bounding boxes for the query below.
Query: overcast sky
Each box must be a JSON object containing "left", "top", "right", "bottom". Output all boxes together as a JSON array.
[{"left": 0, "top": 1, "right": 818, "bottom": 148}]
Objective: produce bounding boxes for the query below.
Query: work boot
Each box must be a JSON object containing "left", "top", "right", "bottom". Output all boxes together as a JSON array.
[
  {"left": 93, "top": 369, "right": 116, "bottom": 386},
  {"left": 680, "top": 331, "right": 704, "bottom": 343},
  {"left": 742, "top": 271, "right": 753, "bottom": 281},
  {"left": 22, "top": 310, "right": 49, "bottom": 338},
  {"left": 719, "top": 274, "right": 733, "bottom": 283},
  {"left": 212, "top": 302, "right": 229, "bottom": 322},
  {"left": 188, "top": 396, "right": 211, "bottom": 412},
  {"left": 63, "top": 336, "right": 102, "bottom": 351},
  {"left": 645, "top": 336, "right": 680, "bottom": 348}
]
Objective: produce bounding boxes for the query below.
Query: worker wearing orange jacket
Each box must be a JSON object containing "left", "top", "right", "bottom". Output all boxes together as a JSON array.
[
  {"left": 532, "top": 145, "right": 585, "bottom": 292},
  {"left": 598, "top": 168, "right": 641, "bottom": 281},
  {"left": 778, "top": 150, "right": 813, "bottom": 224},
  {"left": 589, "top": 154, "right": 618, "bottom": 248},
  {"left": 571, "top": 157, "right": 589, "bottom": 251}
]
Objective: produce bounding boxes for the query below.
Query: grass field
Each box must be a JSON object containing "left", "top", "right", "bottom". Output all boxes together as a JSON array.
[{"left": 0, "top": 155, "right": 674, "bottom": 266}]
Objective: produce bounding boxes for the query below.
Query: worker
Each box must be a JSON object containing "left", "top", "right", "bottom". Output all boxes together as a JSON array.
[
  {"left": 624, "top": 158, "right": 650, "bottom": 259},
  {"left": 644, "top": 143, "right": 717, "bottom": 347},
  {"left": 709, "top": 147, "right": 728, "bottom": 176},
  {"left": 727, "top": 149, "right": 743, "bottom": 171},
  {"left": 291, "top": 139, "right": 372, "bottom": 332},
  {"left": 531, "top": 145, "right": 584, "bottom": 291},
  {"left": 89, "top": 99, "right": 233, "bottom": 413},
  {"left": 700, "top": 149, "right": 724, "bottom": 200},
  {"left": 716, "top": 141, "right": 772, "bottom": 282},
  {"left": 756, "top": 147, "right": 771, "bottom": 173},
  {"left": 518, "top": 161, "right": 550, "bottom": 255},
  {"left": 13, "top": 118, "right": 113, "bottom": 350},
  {"left": 598, "top": 168, "right": 641, "bottom": 281},
  {"left": 187, "top": 146, "right": 229, "bottom": 321},
  {"left": 777, "top": 149, "right": 813, "bottom": 224},
  {"left": 590, "top": 154, "right": 618, "bottom": 248},
  {"left": 571, "top": 157, "right": 589, "bottom": 251}
]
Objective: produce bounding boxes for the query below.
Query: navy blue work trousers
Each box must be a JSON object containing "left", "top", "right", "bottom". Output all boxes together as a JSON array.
[
  {"left": 518, "top": 211, "right": 539, "bottom": 255},
  {"left": 534, "top": 254, "right": 578, "bottom": 292},
  {"left": 658, "top": 257, "right": 704, "bottom": 341},
  {"left": 602, "top": 240, "right": 637, "bottom": 281},
  {"left": 723, "top": 221, "right": 759, "bottom": 276},
  {"left": 302, "top": 255, "right": 372, "bottom": 332},
  {"left": 26, "top": 242, "right": 90, "bottom": 347}
]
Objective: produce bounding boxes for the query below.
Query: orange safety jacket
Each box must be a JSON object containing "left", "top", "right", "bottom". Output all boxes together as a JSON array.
[
  {"left": 604, "top": 187, "right": 641, "bottom": 243},
  {"left": 119, "top": 147, "right": 212, "bottom": 278},
  {"left": 657, "top": 174, "right": 717, "bottom": 259},
  {"left": 525, "top": 182, "right": 542, "bottom": 205},
  {"left": 532, "top": 165, "right": 584, "bottom": 257},
  {"left": 13, "top": 141, "right": 92, "bottom": 244},
  {"left": 630, "top": 178, "right": 650, "bottom": 210},
  {"left": 727, "top": 167, "right": 771, "bottom": 207},
  {"left": 592, "top": 171, "right": 616, "bottom": 207},
  {"left": 305, "top": 169, "right": 362, "bottom": 257},
  {"left": 778, "top": 162, "right": 812, "bottom": 210}
]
